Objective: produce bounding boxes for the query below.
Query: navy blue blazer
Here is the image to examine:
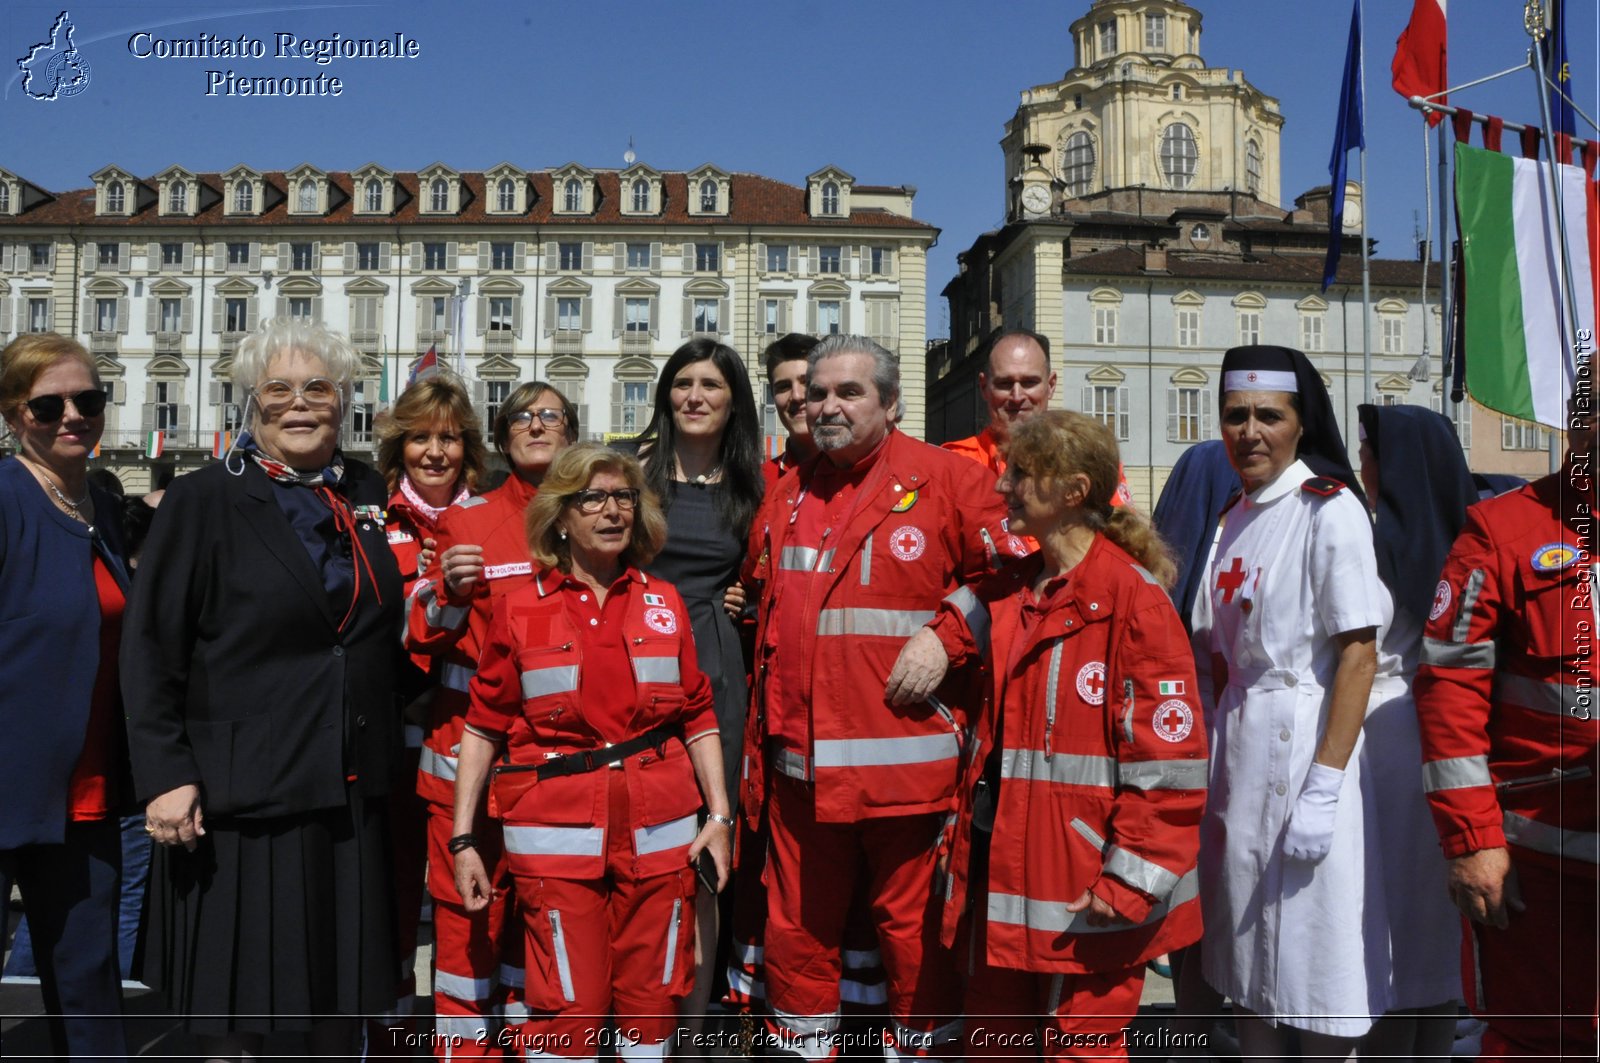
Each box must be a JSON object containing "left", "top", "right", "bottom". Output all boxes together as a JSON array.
[
  {"left": 0, "top": 457, "right": 130, "bottom": 849},
  {"left": 121, "top": 457, "right": 404, "bottom": 819}
]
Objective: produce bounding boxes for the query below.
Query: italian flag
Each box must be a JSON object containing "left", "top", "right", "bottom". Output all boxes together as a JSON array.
[
  {"left": 1456, "top": 142, "right": 1597, "bottom": 429},
  {"left": 145, "top": 429, "right": 165, "bottom": 459},
  {"left": 1158, "top": 680, "right": 1185, "bottom": 696}
]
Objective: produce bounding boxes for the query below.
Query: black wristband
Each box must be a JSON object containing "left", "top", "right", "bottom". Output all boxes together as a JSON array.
[{"left": 447, "top": 833, "right": 478, "bottom": 855}]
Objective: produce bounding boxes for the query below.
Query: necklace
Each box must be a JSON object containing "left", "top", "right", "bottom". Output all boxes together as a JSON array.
[
  {"left": 676, "top": 455, "right": 722, "bottom": 485},
  {"left": 23, "top": 458, "right": 94, "bottom": 532}
]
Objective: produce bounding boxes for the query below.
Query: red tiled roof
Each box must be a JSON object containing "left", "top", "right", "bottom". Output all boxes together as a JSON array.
[{"left": 5, "top": 169, "right": 937, "bottom": 232}]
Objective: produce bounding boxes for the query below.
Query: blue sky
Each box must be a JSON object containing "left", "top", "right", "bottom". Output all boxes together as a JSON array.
[{"left": 5, "top": 0, "right": 1595, "bottom": 340}]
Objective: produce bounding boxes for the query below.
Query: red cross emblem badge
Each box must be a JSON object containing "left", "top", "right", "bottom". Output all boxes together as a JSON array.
[
  {"left": 1076, "top": 661, "right": 1107, "bottom": 705},
  {"left": 1216, "top": 556, "right": 1249, "bottom": 604},
  {"left": 1153, "top": 699, "right": 1194, "bottom": 743},
  {"left": 889, "top": 525, "right": 926, "bottom": 561},
  {"left": 644, "top": 607, "right": 678, "bottom": 634},
  {"left": 1428, "top": 580, "right": 1452, "bottom": 622}
]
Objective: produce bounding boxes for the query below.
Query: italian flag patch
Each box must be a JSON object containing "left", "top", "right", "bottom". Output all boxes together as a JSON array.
[
  {"left": 1158, "top": 680, "right": 1185, "bottom": 696},
  {"left": 643, "top": 593, "right": 666, "bottom": 606}
]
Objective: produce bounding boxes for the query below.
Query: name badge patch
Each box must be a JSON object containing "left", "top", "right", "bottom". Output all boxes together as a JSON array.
[{"left": 485, "top": 561, "right": 533, "bottom": 580}]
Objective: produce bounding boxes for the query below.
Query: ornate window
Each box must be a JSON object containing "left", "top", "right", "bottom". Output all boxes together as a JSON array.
[
  {"left": 1160, "top": 123, "right": 1197, "bottom": 190},
  {"left": 297, "top": 179, "right": 317, "bottom": 213},
  {"left": 1145, "top": 12, "right": 1166, "bottom": 49},
  {"left": 169, "top": 182, "right": 187, "bottom": 213},
  {"left": 497, "top": 178, "right": 515, "bottom": 212},
  {"left": 107, "top": 181, "right": 125, "bottom": 213},
  {"left": 233, "top": 182, "right": 252, "bottom": 213},
  {"left": 564, "top": 178, "right": 582, "bottom": 212},
  {"left": 1245, "top": 140, "right": 1262, "bottom": 196},
  {"left": 699, "top": 179, "right": 717, "bottom": 212},
  {"left": 632, "top": 178, "right": 649, "bottom": 213},
  {"left": 821, "top": 181, "right": 839, "bottom": 215},
  {"left": 1061, "top": 132, "right": 1095, "bottom": 197},
  {"left": 364, "top": 179, "right": 383, "bottom": 212},
  {"left": 430, "top": 178, "right": 448, "bottom": 212}
]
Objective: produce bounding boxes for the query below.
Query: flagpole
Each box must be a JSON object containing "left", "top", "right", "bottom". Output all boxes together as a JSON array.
[
  {"left": 1358, "top": 1, "right": 1372, "bottom": 405},
  {"left": 1528, "top": 10, "right": 1582, "bottom": 363},
  {"left": 1437, "top": 119, "right": 1454, "bottom": 419}
]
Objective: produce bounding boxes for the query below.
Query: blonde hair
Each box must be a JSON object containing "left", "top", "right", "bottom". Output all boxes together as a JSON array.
[
  {"left": 1, "top": 332, "right": 98, "bottom": 425},
  {"left": 525, "top": 444, "right": 668, "bottom": 571},
  {"left": 1005, "top": 411, "right": 1177, "bottom": 588},
  {"left": 374, "top": 375, "right": 488, "bottom": 493}
]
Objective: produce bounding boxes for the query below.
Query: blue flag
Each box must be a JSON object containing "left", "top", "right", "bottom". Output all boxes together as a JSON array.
[
  {"left": 1546, "top": 0, "right": 1573, "bottom": 137},
  {"left": 1324, "top": 0, "right": 1365, "bottom": 291}
]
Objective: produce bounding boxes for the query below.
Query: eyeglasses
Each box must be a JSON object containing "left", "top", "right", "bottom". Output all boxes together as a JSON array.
[
  {"left": 255, "top": 378, "right": 341, "bottom": 414},
  {"left": 569, "top": 488, "right": 640, "bottom": 514},
  {"left": 25, "top": 389, "right": 108, "bottom": 422},
  {"left": 509, "top": 408, "right": 566, "bottom": 432}
]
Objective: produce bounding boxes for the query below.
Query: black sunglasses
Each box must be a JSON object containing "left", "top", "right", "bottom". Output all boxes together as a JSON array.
[{"left": 26, "top": 389, "right": 108, "bottom": 422}]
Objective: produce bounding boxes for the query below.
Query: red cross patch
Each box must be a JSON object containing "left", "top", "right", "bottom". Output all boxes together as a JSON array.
[
  {"left": 1216, "top": 556, "right": 1249, "bottom": 604},
  {"left": 644, "top": 607, "right": 677, "bottom": 634},
  {"left": 889, "top": 525, "right": 926, "bottom": 561},
  {"left": 1428, "top": 580, "right": 1452, "bottom": 622},
  {"left": 1075, "top": 661, "right": 1107, "bottom": 705},
  {"left": 1153, "top": 699, "right": 1194, "bottom": 743}
]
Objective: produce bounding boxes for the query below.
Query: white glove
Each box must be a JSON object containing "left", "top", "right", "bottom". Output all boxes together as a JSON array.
[{"left": 1282, "top": 762, "right": 1345, "bottom": 862}]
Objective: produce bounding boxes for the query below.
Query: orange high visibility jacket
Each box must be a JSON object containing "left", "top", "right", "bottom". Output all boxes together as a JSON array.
[
  {"left": 1414, "top": 469, "right": 1598, "bottom": 878},
  {"left": 466, "top": 568, "right": 719, "bottom": 880},
  {"left": 741, "top": 429, "right": 1016, "bottom": 826},
  {"left": 405, "top": 474, "right": 539, "bottom": 808}
]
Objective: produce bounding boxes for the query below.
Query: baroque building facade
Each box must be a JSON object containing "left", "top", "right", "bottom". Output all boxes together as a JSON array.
[
  {"left": 929, "top": 0, "right": 1550, "bottom": 507},
  {"left": 0, "top": 160, "right": 935, "bottom": 484}
]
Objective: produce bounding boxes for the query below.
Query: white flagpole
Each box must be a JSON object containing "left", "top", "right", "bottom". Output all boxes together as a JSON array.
[{"left": 1359, "top": 1, "right": 1372, "bottom": 405}]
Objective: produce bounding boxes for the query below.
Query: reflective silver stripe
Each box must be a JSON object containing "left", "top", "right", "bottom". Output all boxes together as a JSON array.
[
  {"left": 1497, "top": 674, "right": 1591, "bottom": 718},
  {"left": 498, "top": 963, "right": 525, "bottom": 989},
  {"left": 860, "top": 535, "right": 871, "bottom": 585},
  {"left": 819, "top": 548, "right": 836, "bottom": 572},
  {"left": 773, "top": 748, "right": 811, "bottom": 780},
  {"left": 944, "top": 585, "right": 991, "bottom": 654},
  {"left": 501, "top": 999, "right": 531, "bottom": 1024},
  {"left": 1043, "top": 640, "right": 1063, "bottom": 745},
  {"left": 617, "top": 1039, "right": 667, "bottom": 1062},
  {"left": 842, "top": 947, "right": 879, "bottom": 967},
  {"left": 548, "top": 910, "right": 576, "bottom": 1002},
  {"left": 1453, "top": 569, "right": 1486, "bottom": 644},
  {"left": 1117, "top": 758, "right": 1208, "bottom": 791},
  {"left": 419, "top": 747, "right": 459, "bottom": 782},
  {"left": 1131, "top": 564, "right": 1160, "bottom": 586},
  {"left": 662, "top": 896, "right": 683, "bottom": 986},
  {"left": 424, "top": 586, "right": 470, "bottom": 631},
  {"left": 520, "top": 664, "right": 579, "bottom": 700},
  {"left": 632, "top": 656, "right": 681, "bottom": 685},
  {"left": 635, "top": 813, "right": 698, "bottom": 856},
  {"left": 1045, "top": 974, "right": 1064, "bottom": 1014},
  {"left": 1000, "top": 748, "right": 1115, "bottom": 789},
  {"left": 440, "top": 661, "right": 474, "bottom": 693},
  {"left": 1422, "top": 754, "right": 1493, "bottom": 793},
  {"left": 1421, "top": 636, "right": 1497, "bottom": 670},
  {"left": 503, "top": 825, "right": 604, "bottom": 857},
  {"left": 734, "top": 941, "right": 763, "bottom": 964},
  {"left": 432, "top": 968, "right": 493, "bottom": 1001},
  {"left": 435, "top": 1015, "right": 488, "bottom": 1040},
  {"left": 1503, "top": 811, "right": 1599, "bottom": 863},
  {"left": 986, "top": 868, "right": 1200, "bottom": 935},
  {"left": 813, "top": 732, "right": 960, "bottom": 769},
  {"left": 839, "top": 976, "right": 888, "bottom": 1006},
  {"left": 816, "top": 607, "right": 935, "bottom": 638},
  {"left": 1104, "top": 845, "right": 1182, "bottom": 900},
  {"left": 771, "top": 1009, "right": 842, "bottom": 1062},
  {"left": 1070, "top": 817, "right": 1106, "bottom": 850},
  {"left": 779, "top": 546, "right": 820, "bottom": 571}
]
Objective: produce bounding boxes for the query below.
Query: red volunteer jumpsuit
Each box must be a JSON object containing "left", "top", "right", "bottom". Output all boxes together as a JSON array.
[
  {"left": 406, "top": 474, "right": 539, "bottom": 1053},
  {"left": 744, "top": 429, "right": 1015, "bottom": 1060},
  {"left": 761, "top": 441, "right": 809, "bottom": 493},
  {"left": 380, "top": 488, "right": 453, "bottom": 1031},
  {"left": 1415, "top": 466, "right": 1599, "bottom": 1061},
  {"left": 941, "top": 427, "right": 1133, "bottom": 508},
  {"left": 465, "top": 568, "right": 718, "bottom": 1059},
  {"left": 932, "top": 542, "right": 1206, "bottom": 1059}
]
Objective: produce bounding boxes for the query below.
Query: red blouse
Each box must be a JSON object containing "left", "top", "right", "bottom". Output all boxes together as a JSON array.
[{"left": 67, "top": 552, "right": 125, "bottom": 821}]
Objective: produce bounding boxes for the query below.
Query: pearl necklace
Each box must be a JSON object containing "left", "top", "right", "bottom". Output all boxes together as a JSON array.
[{"left": 24, "top": 458, "right": 94, "bottom": 533}]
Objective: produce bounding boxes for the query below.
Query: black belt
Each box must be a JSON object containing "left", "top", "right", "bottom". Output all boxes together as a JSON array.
[{"left": 491, "top": 724, "right": 679, "bottom": 783}]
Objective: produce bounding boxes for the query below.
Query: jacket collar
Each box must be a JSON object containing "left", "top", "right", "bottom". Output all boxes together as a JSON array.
[{"left": 1243, "top": 458, "right": 1312, "bottom": 510}]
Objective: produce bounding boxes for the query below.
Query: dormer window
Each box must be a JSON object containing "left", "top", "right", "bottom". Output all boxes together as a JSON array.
[
  {"left": 233, "top": 182, "right": 253, "bottom": 213},
  {"left": 632, "top": 179, "right": 649, "bottom": 213},
  {"left": 297, "top": 179, "right": 317, "bottom": 212},
  {"left": 169, "top": 182, "right": 187, "bottom": 213},
  {"left": 821, "top": 182, "right": 839, "bottom": 215},
  {"left": 564, "top": 178, "right": 582, "bottom": 212},
  {"left": 107, "top": 181, "right": 125, "bottom": 213},
  {"left": 0, "top": 185, "right": 8, "bottom": 213},
  {"left": 365, "top": 179, "right": 382, "bottom": 212},
  {"left": 497, "top": 178, "right": 515, "bottom": 212},
  {"left": 699, "top": 179, "right": 717, "bottom": 212},
  {"left": 430, "top": 178, "right": 448, "bottom": 212}
]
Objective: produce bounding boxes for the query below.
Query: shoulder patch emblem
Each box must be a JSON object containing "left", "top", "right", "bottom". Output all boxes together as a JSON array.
[
  {"left": 644, "top": 606, "right": 678, "bottom": 634},
  {"left": 1075, "top": 661, "right": 1107, "bottom": 705},
  {"left": 1531, "top": 542, "right": 1580, "bottom": 573},
  {"left": 889, "top": 525, "right": 926, "bottom": 561},
  {"left": 1300, "top": 477, "right": 1346, "bottom": 498},
  {"left": 458, "top": 496, "right": 489, "bottom": 509},
  {"left": 1428, "top": 580, "right": 1452, "bottom": 621},
  {"left": 891, "top": 489, "right": 919, "bottom": 512},
  {"left": 1153, "top": 700, "right": 1194, "bottom": 743},
  {"left": 643, "top": 592, "right": 667, "bottom": 607}
]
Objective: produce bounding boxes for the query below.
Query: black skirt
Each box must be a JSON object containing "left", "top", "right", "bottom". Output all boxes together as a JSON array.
[{"left": 143, "top": 797, "right": 396, "bottom": 1035}]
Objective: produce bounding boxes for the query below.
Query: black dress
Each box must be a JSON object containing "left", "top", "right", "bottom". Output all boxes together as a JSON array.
[
  {"left": 647, "top": 480, "right": 747, "bottom": 807},
  {"left": 124, "top": 459, "right": 403, "bottom": 1034}
]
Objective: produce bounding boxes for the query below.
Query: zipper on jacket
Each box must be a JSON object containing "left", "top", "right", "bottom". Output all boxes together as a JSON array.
[
  {"left": 1121, "top": 679, "right": 1135, "bottom": 745},
  {"left": 1070, "top": 816, "right": 1108, "bottom": 851},
  {"left": 860, "top": 533, "right": 872, "bottom": 585},
  {"left": 1043, "top": 641, "right": 1064, "bottom": 759},
  {"left": 1497, "top": 765, "right": 1593, "bottom": 791},
  {"left": 548, "top": 909, "right": 576, "bottom": 1002},
  {"left": 980, "top": 527, "right": 997, "bottom": 563},
  {"left": 662, "top": 896, "right": 684, "bottom": 985}
]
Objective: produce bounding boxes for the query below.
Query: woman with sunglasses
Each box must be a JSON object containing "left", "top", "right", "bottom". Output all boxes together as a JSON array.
[
  {"left": 0, "top": 333, "right": 131, "bottom": 1060},
  {"left": 123, "top": 319, "right": 404, "bottom": 1060},
  {"left": 405, "top": 380, "right": 578, "bottom": 1051},
  {"left": 451, "top": 444, "right": 731, "bottom": 1059}
]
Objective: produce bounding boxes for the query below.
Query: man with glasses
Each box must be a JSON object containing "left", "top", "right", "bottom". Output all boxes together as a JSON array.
[
  {"left": 406, "top": 380, "right": 579, "bottom": 1057},
  {"left": 1414, "top": 361, "right": 1599, "bottom": 1061}
]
